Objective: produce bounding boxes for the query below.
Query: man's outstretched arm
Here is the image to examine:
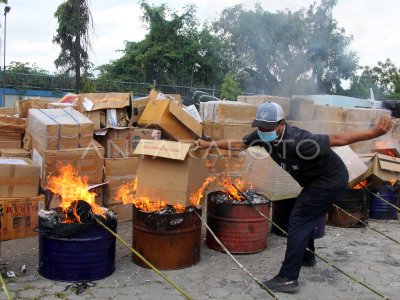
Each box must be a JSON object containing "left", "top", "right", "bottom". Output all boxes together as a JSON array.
[{"left": 329, "top": 115, "right": 392, "bottom": 147}]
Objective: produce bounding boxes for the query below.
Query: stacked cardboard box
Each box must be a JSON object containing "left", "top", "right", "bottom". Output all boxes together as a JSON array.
[
  {"left": 237, "top": 95, "right": 291, "bottom": 116},
  {"left": 0, "top": 157, "right": 42, "bottom": 240},
  {"left": 0, "top": 116, "right": 26, "bottom": 149},
  {"left": 78, "top": 92, "right": 131, "bottom": 130}
]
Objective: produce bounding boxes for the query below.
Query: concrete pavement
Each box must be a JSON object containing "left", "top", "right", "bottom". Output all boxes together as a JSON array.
[{"left": 0, "top": 218, "right": 399, "bottom": 300}]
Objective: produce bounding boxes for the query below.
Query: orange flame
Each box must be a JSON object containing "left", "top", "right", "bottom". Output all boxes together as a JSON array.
[
  {"left": 46, "top": 164, "right": 105, "bottom": 222},
  {"left": 220, "top": 176, "right": 248, "bottom": 201},
  {"left": 353, "top": 180, "right": 367, "bottom": 189},
  {"left": 189, "top": 175, "right": 217, "bottom": 206},
  {"left": 389, "top": 178, "right": 397, "bottom": 186},
  {"left": 114, "top": 177, "right": 186, "bottom": 213},
  {"left": 374, "top": 141, "right": 395, "bottom": 157}
]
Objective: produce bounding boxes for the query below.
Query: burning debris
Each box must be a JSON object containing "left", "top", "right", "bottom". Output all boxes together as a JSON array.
[
  {"left": 39, "top": 164, "right": 117, "bottom": 237},
  {"left": 115, "top": 177, "right": 200, "bottom": 214}
]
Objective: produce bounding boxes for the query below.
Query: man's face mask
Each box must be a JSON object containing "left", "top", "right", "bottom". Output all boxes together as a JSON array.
[{"left": 258, "top": 129, "right": 278, "bottom": 142}]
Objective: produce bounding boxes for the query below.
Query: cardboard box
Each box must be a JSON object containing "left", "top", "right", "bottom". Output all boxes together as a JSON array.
[
  {"left": 138, "top": 90, "right": 202, "bottom": 142},
  {"left": 46, "top": 102, "right": 78, "bottom": 110},
  {"left": 28, "top": 108, "right": 94, "bottom": 150},
  {"left": 0, "top": 148, "right": 30, "bottom": 158},
  {"left": 105, "top": 203, "right": 133, "bottom": 222},
  {"left": 82, "top": 110, "right": 103, "bottom": 130},
  {"left": 313, "top": 105, "right": 343, "bottom": 122},
  {"left": 359, "top": 152, "right": 400, "bottom": 184},
  {"left": 343, "top": 108, "right": 390, "bottom": 124},
  {"left": 17, "top": 98, "right": 49, "bottom": 118},
  {"left": 243, "top": 147, "right": 302, "bottom": 201},
  {"left": 289, "top": 98, "right": 315, "bottom": 121},
  {"left": 237, "top": 95, "right": 291, "bottom": 116},
  {"left": 0, "top": 195, "right": 45, "bottom": 241},
  {"left": 0, "top": 107, "right": 16, "bottom": 116},
  {"left": 32, "top": 140, "right": 104, "bottom": 188},
  {"left": 130, "top": 96, "right": 150, "bottom": 126},
  {"left": 0, "top": 116, "right": 26, "bottom": 148},
  {"left": 333, "top": 146, "right": 371, "bottom": 188},
  {"left": 105, "top": 108, "right": 129, "bottom": 128},
  {"left": 0, "top": 158, "right": 40, "bottom": 198},
  {"left": 78, "top": 92, "right": 130, "bottom": 112},
  {"left": 202, "top": 122, "right": 254, "bottom": 140},
  {"left": 95, "top": 127, "right": 161, "bottom": 158},
  {"left": 199, "top": 101, "right": 257, "bottom": 123},
  {"left": 134, "top": 140, "right": 206, "bottom": 207},
  {"left": 103, "top": 157, "right": 139, "bottom": 205}
]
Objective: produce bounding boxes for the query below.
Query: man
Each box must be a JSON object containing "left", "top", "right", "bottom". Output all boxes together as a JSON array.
[{"left": 194, "top": 102, "right": 392, "bottom": 293}]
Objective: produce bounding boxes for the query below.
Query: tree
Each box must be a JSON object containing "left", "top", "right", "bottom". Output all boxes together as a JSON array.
[
  {"left": 97, "top": 1, "right": 229, "bottom": 89},
  {"left": 213, "top": 0, "right": 358, "bottom": 96},
  {"left": 220, "top": 73, "right": 242, "bottom": 100},
  {"left": 53, "top": 0, "right": 93, "bottom": 93},
  {"left": 347, "top": 59, "right": 400, "bottom": 100}
]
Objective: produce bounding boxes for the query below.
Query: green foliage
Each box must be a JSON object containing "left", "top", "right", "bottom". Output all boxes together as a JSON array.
[
  {"left": 346, "top": 59, "right": 400, "bottom": 100},
  {"left": 53, "top": 0, "right": 93, "bottom": 92},
  {"left": 220, "top": 73, "right": 242, "bottom": 100},
  {"left": 213, "top": 0, "right": 357, "bottom": 96},
  {"left": 97, "top": 1, "right": 229, "bottom": 89}
]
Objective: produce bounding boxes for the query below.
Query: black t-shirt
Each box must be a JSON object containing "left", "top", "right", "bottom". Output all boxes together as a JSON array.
[{"left": 243, "top": 123, "right": 349, "bottom": 189}]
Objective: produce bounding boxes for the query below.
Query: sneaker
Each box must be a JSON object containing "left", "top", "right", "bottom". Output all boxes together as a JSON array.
[
  {"left": 262, "top": 275, "right": 299, "bottom": 293},
  {"left": 302, "top": 256, "right": 316, "bottom": 267}
]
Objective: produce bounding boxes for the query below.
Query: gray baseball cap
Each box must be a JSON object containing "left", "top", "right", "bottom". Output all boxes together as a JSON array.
[{"left": 251, "top": 102, "right": 285, "bottom": 130}]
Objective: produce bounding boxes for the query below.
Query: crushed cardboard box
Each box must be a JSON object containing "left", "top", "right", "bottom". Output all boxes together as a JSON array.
[
  {"left": 134, "top": 140, "right": 206, "bottom": 207},
  {"left": 28, "top": 108, "right": 94, "bottom": 150},
  {"left": 138, "top": 90, "right": 202, "bottom": 141},
  {"left": 32, "top": 139, "right": 104, "bottom": 188},
  {"left": 78, "top": 92, "right": 131, "bottom": 112},
  {"left": 0, "top": 157, "right": 40, "bottom": 198},
  {"left": 0, "top": 195, "right": 45, "bottom": 241}
]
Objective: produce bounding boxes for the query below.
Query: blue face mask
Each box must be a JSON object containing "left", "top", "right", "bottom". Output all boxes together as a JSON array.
[{"left": 258, "top": 129, "right": 278, "bottom": 142}]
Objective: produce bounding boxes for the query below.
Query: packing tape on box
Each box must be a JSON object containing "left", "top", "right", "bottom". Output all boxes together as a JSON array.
[
  {"left": 63, "top": 108, "right": 82, "bottom": 147},
  {"left": 38, "top": 109, "right": 62, "bottom": 150}
]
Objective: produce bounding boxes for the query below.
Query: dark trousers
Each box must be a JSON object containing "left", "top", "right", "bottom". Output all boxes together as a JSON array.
[{"left": 278, "top": 185, "right": 346, "bottom": 280}]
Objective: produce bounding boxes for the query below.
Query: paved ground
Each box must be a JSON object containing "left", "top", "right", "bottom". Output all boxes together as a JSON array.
[{"left": 0, "top": 217, "right": 399, "bottom": 300}]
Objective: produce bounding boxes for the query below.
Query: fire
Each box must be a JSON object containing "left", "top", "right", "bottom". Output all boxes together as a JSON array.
[
  {"left": 221, "top": 176, "right": 248, "bottom": 201},
  {"left": 46, "top": 164, "right": 105, "bottom": 223},
  {"left": 114, "top": 177, "right": 186, "bottom": 213},
  {"left": 374, "top": 141, "right": 395, "bottom": 157},
  {"left": 389, "top": 178, "right": 397, "bottom": 186},
  {"left": 353, "top": 180, "right": 367, "bottom": 189},
  {"left": 190, "top": 175, "right": 217, "bottom": 206}
]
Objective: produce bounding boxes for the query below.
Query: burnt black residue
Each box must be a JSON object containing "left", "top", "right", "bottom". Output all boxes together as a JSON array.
[
  {"left": 208, "top": 190, "right": 269, "bottom": 205},
  {"left": 38, "top": 200, "right": 117, "bottom": 238}
]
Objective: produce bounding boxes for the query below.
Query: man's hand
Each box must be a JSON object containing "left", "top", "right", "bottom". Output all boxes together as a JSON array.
[
  {"left": 371, "top": 115, "right": 392, "bottom": 138},
  {"left": 193, "top": 139, "right": 210, "bottom": 151}
]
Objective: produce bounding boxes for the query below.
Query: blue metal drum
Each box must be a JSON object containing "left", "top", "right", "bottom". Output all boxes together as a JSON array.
[
  {"left": 369, "top": 183, "right": 399, "bottom": 220},
  {"left": 39, "top": 223, "right": 117, "bottom": 282}
]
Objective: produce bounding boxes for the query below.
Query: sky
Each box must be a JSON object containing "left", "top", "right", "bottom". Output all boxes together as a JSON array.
[{"left": 2, "top": 0, "right": 400, "bottom": 74}]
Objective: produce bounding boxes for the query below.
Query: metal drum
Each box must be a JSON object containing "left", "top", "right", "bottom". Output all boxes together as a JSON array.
[
  {"left": 39, "top": 222, "right": 117, "bottom": 282},
  {"left": 132, "top": 206, "right": 202, "bottom": 270},
  {"left": 369, "top": 183, "right": 399, "bottom": 220},
  {"left": 206, "top": 192, "right": 270, "bottom": 254},
  {"left": 327, "top": 189, "right": 368, "bottom": 228},
  {"left": 271, "top": 198, "right": 325, "bottom": 239}
]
